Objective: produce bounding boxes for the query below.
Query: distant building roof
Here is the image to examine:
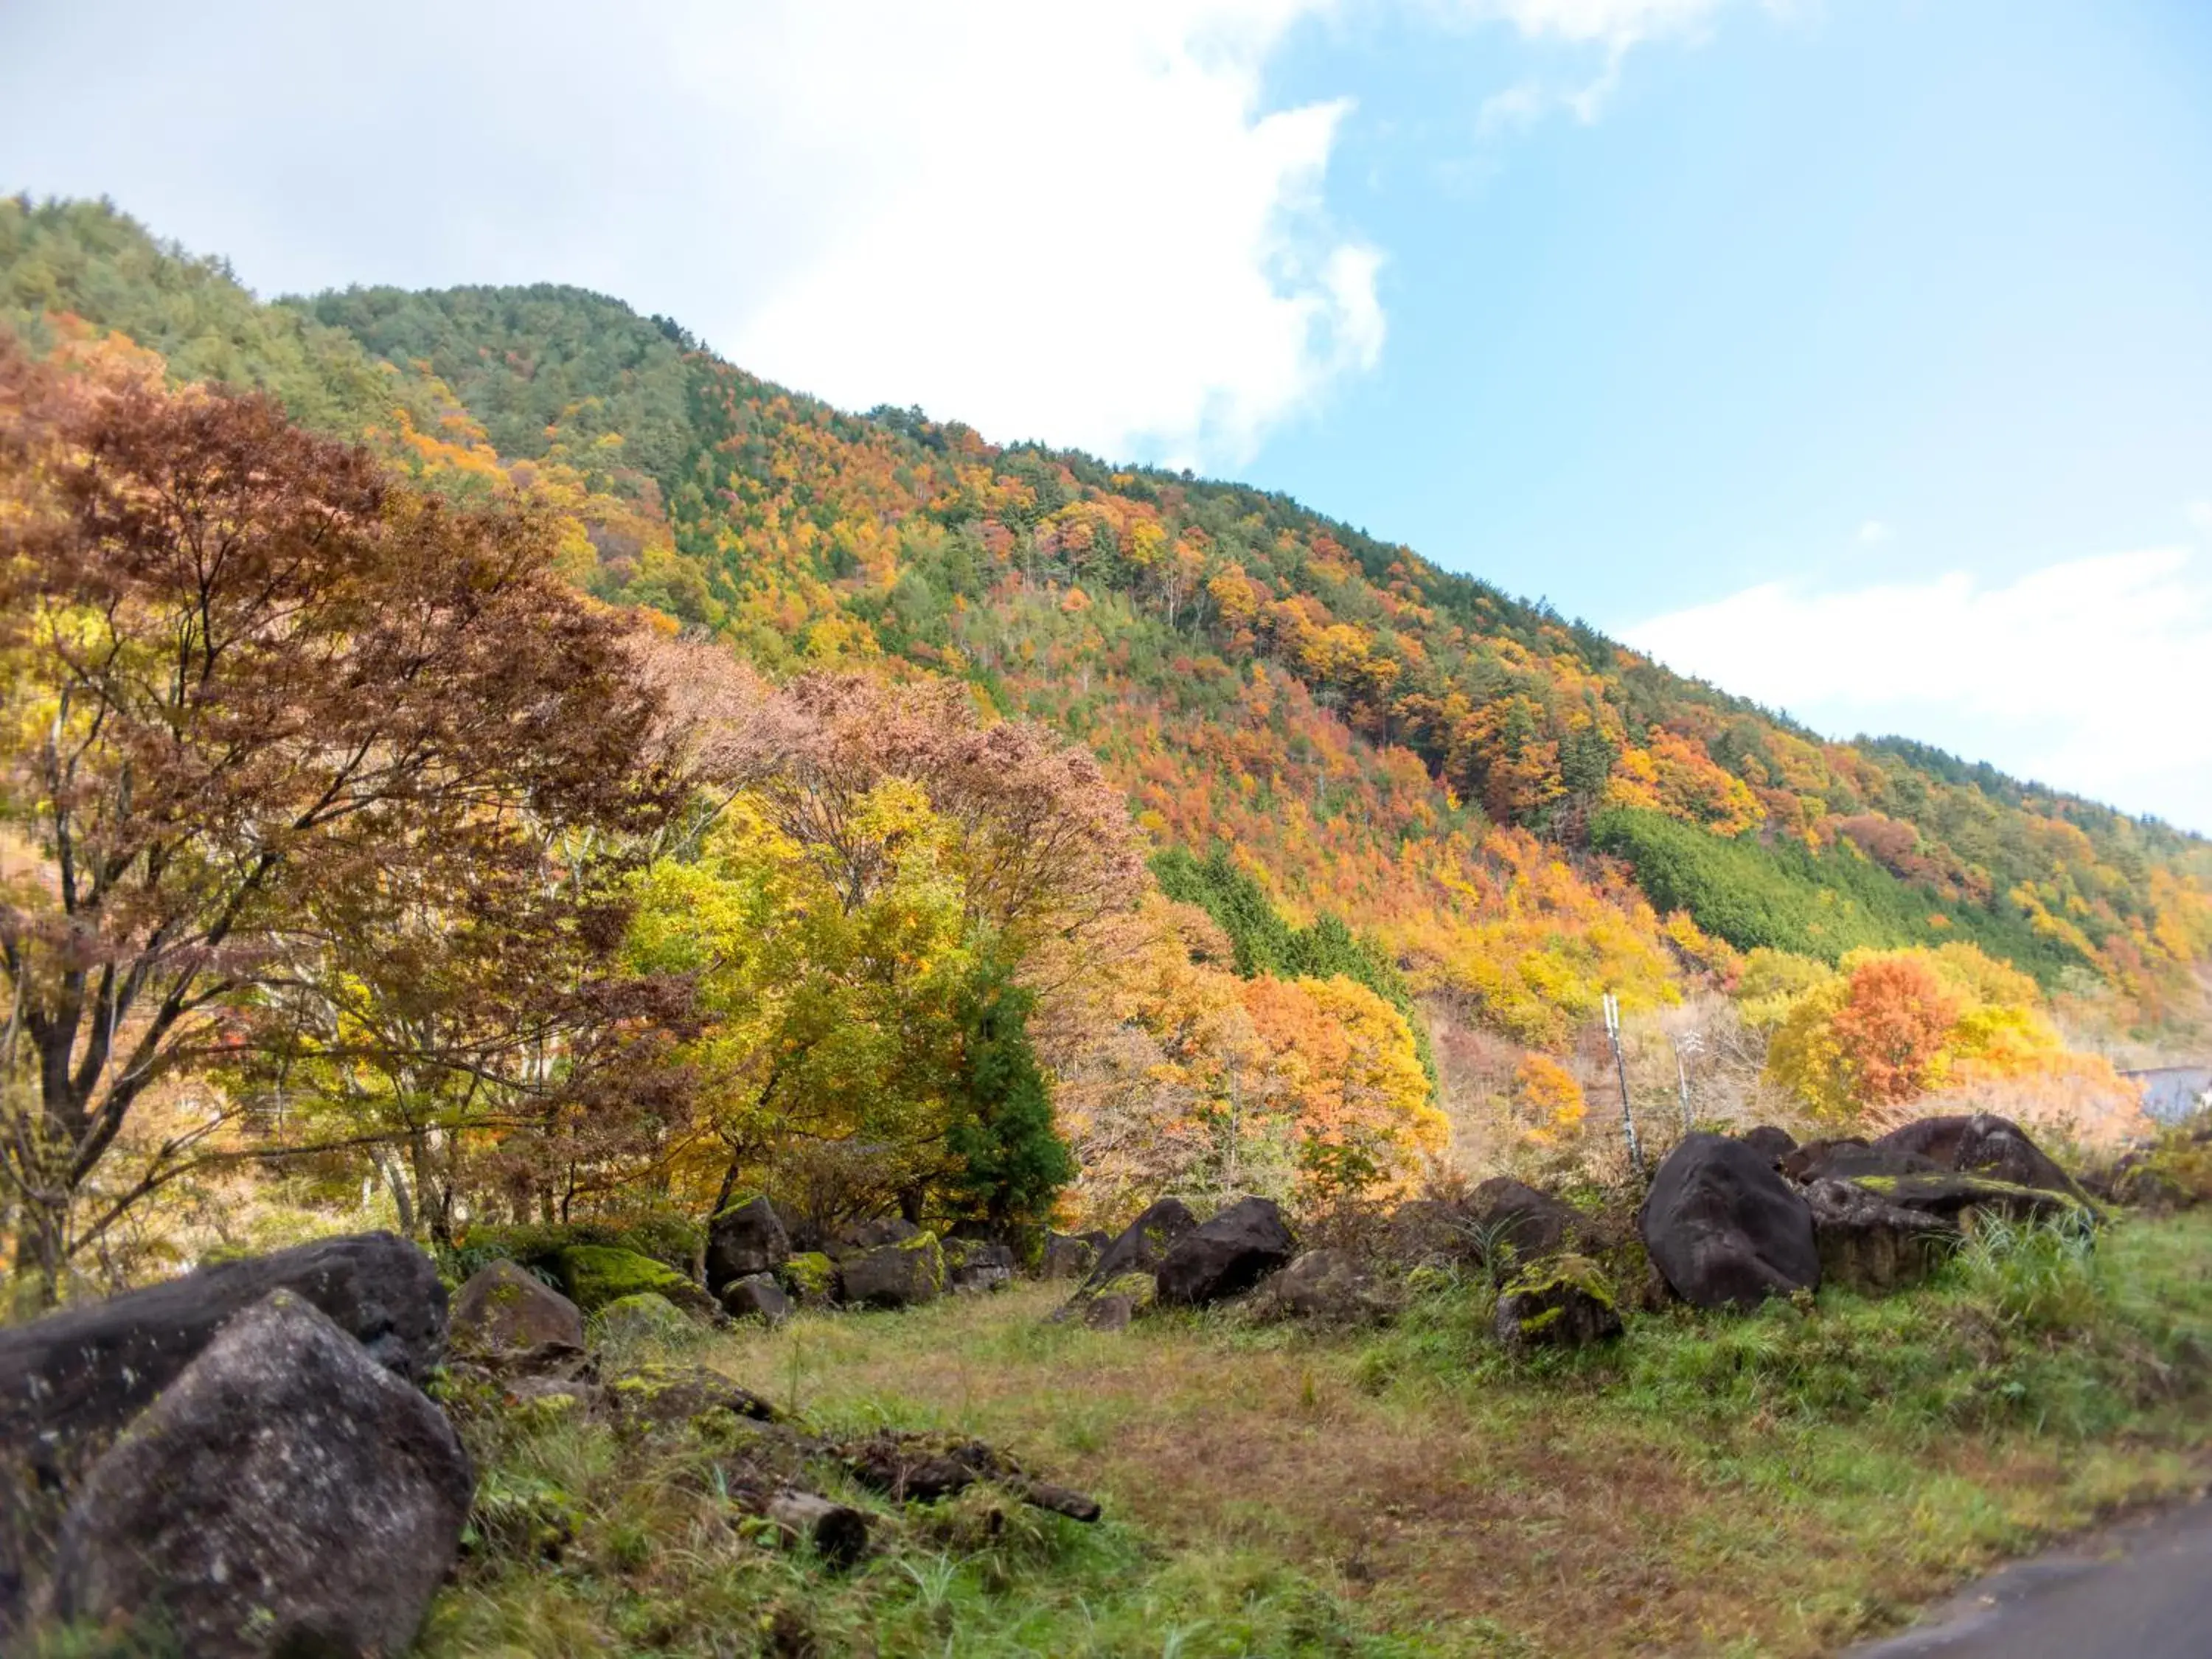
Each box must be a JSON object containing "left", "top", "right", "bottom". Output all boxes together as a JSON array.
[{"left": 2124, "top": 1067, "right": 2212, "bottom": 1125}]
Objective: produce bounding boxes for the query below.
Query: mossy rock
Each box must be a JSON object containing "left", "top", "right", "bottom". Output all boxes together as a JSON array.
[
  {"left": 605, "top": 1363, "right": 780, "bottom": 1435},
  {"left": 589, "top": 1290, "right": 703, "bottom": 1352},
  {"left": 1493, "top": 1253, "right": 1622, "bottom": 1351},
  {"left": 554, "top": 1244, "right": 713, "bottom": 1317},
  {"left": 779, "top": 1251, "right": 838, "bottom": 1306},
  {"left": 446, "top": 1215, "right": 702, "bottom": 1287},
  {"left": 1851, "top": 1172, "right": 2093, "bottom": 1229}
]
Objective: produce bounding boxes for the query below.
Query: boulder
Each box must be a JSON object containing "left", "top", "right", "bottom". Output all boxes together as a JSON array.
[
  {"left": 1041, "top": 1230, "right": 1108, "bottom": 1280},
  {"left": 1082, "top": 1293, "right": 1138, "bottom": 1332},
  {"left": 1734, "top": 1126, "right": 1799, "bottom": 1166},
  {"left": 0, "top": 1231, "right": 445, "bottom": 1624},
  {"left": 779, "top": 1251, "right": 839, "bottom": 1307},
  {"left": 706, "top": 1195, "right": 790, "bottom": 1290},
  {"left": 720, "top": 1272, "right": 793, "bottom": 1326},
  {"left": 1466, "top": 1177, "right": 1593, "bottom": 1265},
  {"left": 552, "top": 1244, "right": 718, "bottom": 1321},
  {"left": 1640, "top": 1132, "right": 1821, "bottom": 1310},
  {"left": 605, "top": 1363, "right": 780, "bottom": 1433},
  {"left": 1079, "top": 1197, "right": 1199, "bottom": 1293},
  {"left": 1781, "top": 1136, "right": 1941, "bottom": 1185},
  {"left": 591, "top": 1290, "right": 704, "bottom": 1351},
  {"left": 838, "top": 1232, "right": 946, "bottom": 1309},
  {"left": 49, "top": 1290, "right": 472, "bottom": 1659},
  {"left": 449, "top": 1259, "right": 586, "bottom": 1372},
  {"left": 830, "top": 1217, "right": 920, "bottom": 1259},
  {"left": 945, "top": 1239, "right": 1016, "bottom": 1295},
  {"left": 1155, "top": 1197, "right": 1297, "bottom": 1308},
  {"left": 1253, "top": 1249, "right": 1397, "bottom": 1326},
  {"left": 1850, "top": 1171, "right": 2087, "bottom": 1227},
  {"left": 1803, "top": 1179, "right": 1958, "bottom": 1293},
  {"left": 1492, "top": 1255, "right": 1623, "bottom": 1351},
  {"left": 1382, "top": 1198, "right": 1480, "bottom": 1266},
  {"left": 1873, "top": 1113, "right": 2086, "bottom": 1199}
]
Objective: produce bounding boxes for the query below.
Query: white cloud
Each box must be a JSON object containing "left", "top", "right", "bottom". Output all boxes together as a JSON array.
[
  {"left": 0, "top": 0, "right": 1377, "bottom": 469},
  {"left": 1454, "top": 0, "right": 1738, "bottom": 127},
  {"left": 699, "top": 1, "right": 1382, "bottom": 466},
  {"left": 1624, "top": 545, "right": 2212, "bottom": 832},
  {"left": 1857, "top": 520, "right": 1893, "bottom": 544},
  {"left": 2188, "top": 501, "right": 2212, "bottom": 538}
]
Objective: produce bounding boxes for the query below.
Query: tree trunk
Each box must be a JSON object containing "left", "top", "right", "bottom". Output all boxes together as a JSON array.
[{"left": 13, "top": 1185, "right": 69, "bottom": 1311}]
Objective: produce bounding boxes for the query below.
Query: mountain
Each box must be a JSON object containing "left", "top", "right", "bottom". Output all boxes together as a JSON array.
[{"left": 7, "top": 194, "right": 2208, "bottom": 1068}]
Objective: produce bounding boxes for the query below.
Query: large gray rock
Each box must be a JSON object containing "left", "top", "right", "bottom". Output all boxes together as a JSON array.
[
  {"left": 830, "top": 1217, "right": 920, "bottom": 1260},
  {"left": 1041, "top": 1230, "right": 1108, "bottom": 1280},
  {"left": 49, "top": 1290, "right": 472, "bottom": 1658},
  {"left": 838, "top": 1234, "right": 945, "bottom": 1309},
  {"left": 1640, "top": 1132, "right": 1820, "bottom": 1310},
  {"left": 945, "top": 1239, "right": 1016, "bottom": 1295},
  {"left": 1155, "top": 1197, "right": 1297, "bottom": 1308},
  {"left": 449, "top": 1259, "right": 585, "bottom": 1371},
  {"left": 706, "top": 1195, "right": 790, "bottom": 1290},
  {"left": 1854, "top": 1171, "right": 2087, "bottom": 1227},
  {"left": 1803, "top": 1179, "right": 1958, "bottom": 1293},
  {"left": 1253, "top": 1249, "right": 1397, "bottom": 1326},
  {"left": 0, "top": 1231, "right": 445, "bottom": 1624},
  {"left": 719, "top": 1273, "right": 792, "bottom": 1326}
]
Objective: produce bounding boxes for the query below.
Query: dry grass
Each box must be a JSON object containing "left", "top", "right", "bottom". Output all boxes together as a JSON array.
[{"left": 684, "top": 1217, "right": 2212, "bottom": 1657}]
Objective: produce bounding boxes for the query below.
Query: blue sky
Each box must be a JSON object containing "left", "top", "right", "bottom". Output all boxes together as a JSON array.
[{"left": 4, "top": 0, "right": 2208, "bottom": 827}]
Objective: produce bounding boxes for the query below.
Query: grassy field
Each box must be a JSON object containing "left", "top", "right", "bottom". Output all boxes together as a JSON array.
[{"left": 421, "top": 1213, "right": 2212, "bottom": 1658}]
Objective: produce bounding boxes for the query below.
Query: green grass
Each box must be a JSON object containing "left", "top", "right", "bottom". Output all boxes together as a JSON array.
[{"left": 414, "top": 1213, "right": 2212, "bottom": 1658}]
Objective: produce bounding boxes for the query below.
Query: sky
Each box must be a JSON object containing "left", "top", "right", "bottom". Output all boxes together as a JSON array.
[{"left": 4, "top": 0, "right": 2209, "bottom": 830}]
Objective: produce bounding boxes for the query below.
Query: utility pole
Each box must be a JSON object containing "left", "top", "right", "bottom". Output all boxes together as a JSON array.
[{"left": 1603, "top": 992, "right": 1644, "bottom": 1178}]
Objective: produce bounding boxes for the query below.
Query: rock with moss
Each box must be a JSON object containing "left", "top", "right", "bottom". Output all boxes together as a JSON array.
[
  {"left": 779, "top": 1251, "right": 838, "bottom": 1307},
  {"left": 1848, "top": 1172, "right": 2089, "bottom": 1228},
  {"left": 605, "top": 1363, "right": 781, "bottom": 1435},
  {"left": 838, "top": 1231, "right": 945, "bottom": 1310},
  {"left": 589, "top": 1291, "right": 703, "bottom": 1352},
  {"left": 1492, "top": 1254, "right": 1622, "bottom": 1351},
  {"left": 553, "top": 1244, "right": 717, "bottom": 1321},
  {"left": 449, "top": 1260, "right": 585, "bottom": 1374},
  {"left": 944, "top": 1238, "right": 1016, "bottom": 1295},
  {"left": 1078, "top": 1197, "right": 1198, "bottom": 1295}
]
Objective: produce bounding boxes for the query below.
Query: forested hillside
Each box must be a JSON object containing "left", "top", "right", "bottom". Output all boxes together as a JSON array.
[{"left": 5, "top": 193, "right": 2208, "bottom": 1215}]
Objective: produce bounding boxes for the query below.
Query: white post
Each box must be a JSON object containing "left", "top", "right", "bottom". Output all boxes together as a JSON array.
[{"left": 1604, "top": 992, "right": 1644, "bottom": 1178}]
